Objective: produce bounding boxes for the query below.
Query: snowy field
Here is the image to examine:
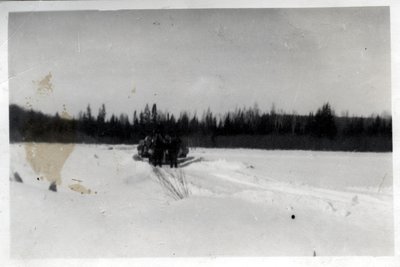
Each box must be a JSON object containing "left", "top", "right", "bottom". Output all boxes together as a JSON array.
[{"left": 9, "top": 143, "right": 393, "bottom": 257}]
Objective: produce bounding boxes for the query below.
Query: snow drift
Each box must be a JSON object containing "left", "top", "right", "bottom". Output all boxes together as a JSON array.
[{"left": 9, "top": 143, "right": 393, "bottom": 257}]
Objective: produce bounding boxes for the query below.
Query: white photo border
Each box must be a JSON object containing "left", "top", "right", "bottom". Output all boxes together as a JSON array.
[{"left": 0, "top": 1, "right": 399, "bottom": 267}]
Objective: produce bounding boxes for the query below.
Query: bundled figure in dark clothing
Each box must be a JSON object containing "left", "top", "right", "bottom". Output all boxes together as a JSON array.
[
  {"left": 167, "top": 135, "right": 181, "bottom": 168},
  {"left": 152, "top": 132, "right": 165, "bottom": 167}
]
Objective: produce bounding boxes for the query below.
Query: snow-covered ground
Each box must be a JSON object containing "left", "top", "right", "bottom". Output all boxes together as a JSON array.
[{"left": 9, "top": 143, "right": 393, "bottom": 257}]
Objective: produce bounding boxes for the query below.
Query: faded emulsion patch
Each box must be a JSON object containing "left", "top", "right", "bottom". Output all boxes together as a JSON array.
[
  {"left": 68, "top": 183, "right": 92, "bottom": 194},
  {"left": 24, "top": 143, "right": 75, "bottom": 188},
  {"left": 33, "top": 72, "right": 53, "bottom": 96},
  {"left": 61, "top": 104, "right": 73, "bottom": 120}
]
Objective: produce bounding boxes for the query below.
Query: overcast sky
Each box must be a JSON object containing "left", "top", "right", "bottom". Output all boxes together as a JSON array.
[{"left": 9, "top": 7, "right": 390, "bottom": 118}]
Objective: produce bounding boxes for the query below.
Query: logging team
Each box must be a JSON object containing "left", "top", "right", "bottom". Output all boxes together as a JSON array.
[{"left": 147, "top": 130, "right": 182, "bottom": 168}]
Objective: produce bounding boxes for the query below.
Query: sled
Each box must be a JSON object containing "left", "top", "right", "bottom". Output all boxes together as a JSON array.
[
  {"left": 135, "top": 135, "right": 190, "bottom": 167},
  {"left": 133, "top": 154, "right": 197, "bottom": 166}
]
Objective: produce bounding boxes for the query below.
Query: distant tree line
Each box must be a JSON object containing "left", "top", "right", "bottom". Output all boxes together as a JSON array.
[{"left": 9, "top": 102, "right": 392, "bottom": 152}]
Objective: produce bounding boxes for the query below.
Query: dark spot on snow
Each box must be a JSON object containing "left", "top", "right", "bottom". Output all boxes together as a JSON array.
[
  {"left": 49, "top": 182, "right": 57, "bottom": 192},
  {"left": 327, "top": 202, "right": 337, "bottom": 212},
  {"left": 351, "top": 195, "right": 359, "bottom": 206},
  {"left": 365, "top": 47, "right": 367, "bottom": 50},
  {"left": 37, "top": 177, "right": 40, "bottom": 181},
  {"left": 13, "top": 172, "right": 23, "bottom": 183},
  {"left": 291, "top": 214, "right": 295, "bottom": 220}
]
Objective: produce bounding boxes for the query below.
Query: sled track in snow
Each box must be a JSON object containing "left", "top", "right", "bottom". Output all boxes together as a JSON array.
[{"left": 179, "top": 156, "right": 204, "bottom": 167}]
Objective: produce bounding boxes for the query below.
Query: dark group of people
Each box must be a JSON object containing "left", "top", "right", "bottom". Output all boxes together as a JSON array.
[{"left": 148, "top": 131, "right": 182, "bottom": 168}]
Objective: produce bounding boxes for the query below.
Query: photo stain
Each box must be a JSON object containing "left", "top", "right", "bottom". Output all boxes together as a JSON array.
[
  {"left": 128, "top": 86, "right": 136, "bottom": 99},
  {"left": 68, "top": 183, "right": 91, "bottom": 194},
  {"left": 33, "top": 72, "right": 53, "bottom": 95},
  {"left": 61, "top": 104, "right": 72, "bottom": 120},
  {"left": 25, "top": 143, "right": 75, "bottom": 187},
  {"left": 24, "top": 96, "right": 33, "bottom": 109}
]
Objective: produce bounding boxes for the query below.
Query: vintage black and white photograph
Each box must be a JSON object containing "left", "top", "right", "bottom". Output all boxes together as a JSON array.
[{"left": 7, "top": 6, "right": 393, "bottom": 258}]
